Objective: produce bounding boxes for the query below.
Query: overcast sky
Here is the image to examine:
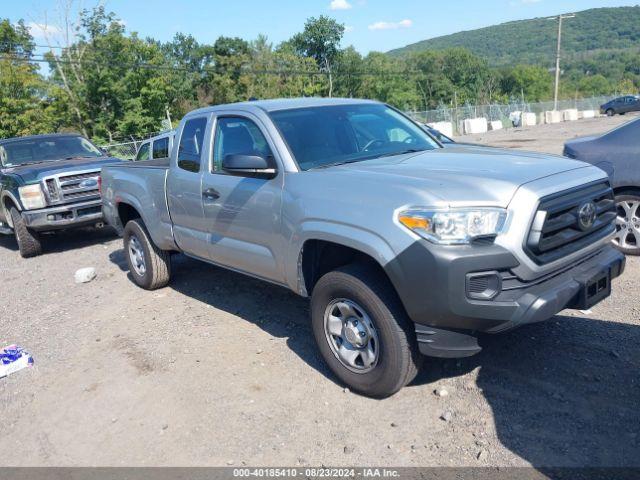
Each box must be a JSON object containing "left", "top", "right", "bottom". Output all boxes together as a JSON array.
[{"left": 5, "top": 0, "right": 639, "bottom": 54}]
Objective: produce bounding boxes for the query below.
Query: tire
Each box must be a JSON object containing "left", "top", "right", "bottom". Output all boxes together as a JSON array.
[
  {"left": 606, "top": 108, "right": 615, "bottom": 117},
  {"left": 123, "top": 218, "right": 171, "bottom": 289},
  {"left": 311, "top": 262, "right": 421, "bottom": 398},
  {"left": 10, "top": 207, "right": 42, "bottom": 258},
  {"left": 613, "top": 192, "right": 640, "bottom": 256}
]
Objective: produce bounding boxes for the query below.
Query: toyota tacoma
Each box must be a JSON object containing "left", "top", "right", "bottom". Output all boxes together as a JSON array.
[{"left": 101, "top": 98, "right": 625, "bottom": 397}]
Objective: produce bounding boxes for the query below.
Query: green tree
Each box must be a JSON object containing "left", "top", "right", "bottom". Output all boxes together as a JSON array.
[
  {"left": 290, "top": 15, "right": 345, "bottom": 97},
  {"left": 501, "top": 64, "right": 553, "bottom": 102},
  {"left": 576, "top": 74, "right": 611, "bottom": 97},
  {"left": 0, "top": 19, "right": 55, "bottom": 138}
]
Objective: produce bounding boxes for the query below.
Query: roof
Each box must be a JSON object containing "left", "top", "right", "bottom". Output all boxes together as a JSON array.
[
  {"left": 0, "top": 133, "right": 83, "bottom": 145},
  {"left": 187, "top": 97, "right": 380, "bottom": 117}
]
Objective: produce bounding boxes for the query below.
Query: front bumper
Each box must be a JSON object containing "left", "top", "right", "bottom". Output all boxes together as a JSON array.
[
  {"left": 21, "top": 199, "right": 104, "bottom": 231},
  {"left": 385, "top": 241, "right": 625, "bottom": 358}
]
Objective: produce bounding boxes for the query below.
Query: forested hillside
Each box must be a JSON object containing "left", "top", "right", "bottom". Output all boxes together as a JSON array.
[{"left": 388, "top": 6, "right": 640, "bottom": 65}]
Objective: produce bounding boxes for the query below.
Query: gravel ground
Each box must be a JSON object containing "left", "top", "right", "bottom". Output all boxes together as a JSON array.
[{"left": 1, "top": 114, "right": 639, "bottom": 468}]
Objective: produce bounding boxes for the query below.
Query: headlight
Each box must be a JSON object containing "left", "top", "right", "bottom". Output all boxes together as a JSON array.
[
  {"left": 18, "top": 184, "right": 46, "bottom": 210},
  {"left": 398, "top": 208, "right": 507, "bottom": 245}
]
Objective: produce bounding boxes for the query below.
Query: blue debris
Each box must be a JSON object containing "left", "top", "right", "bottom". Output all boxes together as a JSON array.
[{"left": 0, "top": 345, "right": 34, "bottom": 379}]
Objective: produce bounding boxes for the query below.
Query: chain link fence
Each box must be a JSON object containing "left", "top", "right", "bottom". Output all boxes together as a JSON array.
[
  {"left": 405, "top": 95, "right": 615, "bottom": 135},
  {"left": 99, "top": 95, "right": 617, "bottom": 157},
  {"left": 100, "top": 130, "right": 167, "bottom": 160}
]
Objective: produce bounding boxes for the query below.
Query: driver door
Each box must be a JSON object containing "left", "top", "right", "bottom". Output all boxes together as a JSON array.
[{"left": 200, "top": 113, "right": 285, "bottom": 283}]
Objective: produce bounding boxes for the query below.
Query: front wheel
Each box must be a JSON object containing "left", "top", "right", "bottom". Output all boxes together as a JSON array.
[
  {"left": 613, "top": 193, "right": 640, "bottom": 255},
  {"left": 123, "top": 218, "right": 172, "bottom": 289},
  {"left": 311, "top": 263, "right": 421, "bottom": 398},
  {"left": 606, "top": 108, "right": 615, "bottom": 117},
  {"left": 10, "top": 207, "right": 42, "bottom": 258}
]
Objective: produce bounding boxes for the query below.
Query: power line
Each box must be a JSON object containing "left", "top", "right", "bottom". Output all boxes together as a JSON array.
[{"left": 0, "top": 52, "right": 426, "bottom": 77}]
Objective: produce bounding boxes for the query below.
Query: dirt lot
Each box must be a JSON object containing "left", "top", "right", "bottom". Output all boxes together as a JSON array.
[{"left": 1, "top": 114, "right": 639, "bottom": 468}]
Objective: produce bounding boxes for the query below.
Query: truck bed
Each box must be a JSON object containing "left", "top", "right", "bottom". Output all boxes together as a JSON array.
[{"left": 100, "top": 159, "right": 177, "bottom": 250}]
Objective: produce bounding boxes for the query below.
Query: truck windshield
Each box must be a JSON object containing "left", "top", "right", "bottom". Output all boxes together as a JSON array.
[
  {"left": 0, "top": 136, "right": 103, "bottom": 167},
  {"left": 269, "top": 104, "right": 440, "bottom": 170}
]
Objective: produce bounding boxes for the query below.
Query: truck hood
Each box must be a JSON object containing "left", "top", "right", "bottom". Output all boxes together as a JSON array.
[
  {"left": 3, "top": 157, "right": 125, "bottom": 184},
  {"left": 330, "top": 148, "right": 591, "bottom": 207},
  {"left": 565, "top": 135, "right": 598, "bottom": 148}
]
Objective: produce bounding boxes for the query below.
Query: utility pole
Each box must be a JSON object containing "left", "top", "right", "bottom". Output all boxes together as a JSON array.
[{"left": 550, "top": 13, "right": 575, "bottom": 111}]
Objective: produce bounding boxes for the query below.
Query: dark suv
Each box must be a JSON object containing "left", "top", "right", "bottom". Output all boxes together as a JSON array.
[
  {"left": 0, "top": 133, "right": 123, "bottom": 257},
  {"left": 600, "top": 95, "right": 640, "bottom": 116}
]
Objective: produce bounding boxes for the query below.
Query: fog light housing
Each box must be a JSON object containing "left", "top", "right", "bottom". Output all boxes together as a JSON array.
[{"left": 466, "top": 271, "right": 501, "bottom": 300}]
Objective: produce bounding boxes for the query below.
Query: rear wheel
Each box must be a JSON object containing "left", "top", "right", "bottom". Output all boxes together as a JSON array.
[
  {"left": 123, "top": 218, "right": 171, "bottom": 289},
  {"left": 613, "top": 192, "right": 640, "bottom": 256},
  {"left": 10, "top": 207, "right": 42, "bottom": 258},
  {"left": 606, "top": 108, "right": 615, "bottom": 117},
  {"left": 310, "top": 262, "right": 421, "bottom": 398}
]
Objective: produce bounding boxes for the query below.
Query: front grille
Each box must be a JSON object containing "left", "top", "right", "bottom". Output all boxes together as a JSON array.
[
  {"left": 43, "top": 170, "right": 101, "bottom": 205},
  {"left": 45, "top": 179, "right": 59, "bottom": 201},
  {"left": 525, "top": 181, "right": 616, "bottom": 265}
]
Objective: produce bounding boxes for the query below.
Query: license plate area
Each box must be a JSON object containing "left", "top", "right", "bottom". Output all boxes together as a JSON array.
[{"left": 573, "top": 269, "right": 611, "bottom": 310}]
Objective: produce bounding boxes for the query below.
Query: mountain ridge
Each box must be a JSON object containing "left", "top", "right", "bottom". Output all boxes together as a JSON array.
[{"left": 387, "top": 6, "right": 640, "bottom": 66}]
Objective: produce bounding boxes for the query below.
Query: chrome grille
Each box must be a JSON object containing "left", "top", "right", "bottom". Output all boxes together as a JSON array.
[
  {"left": 525, "top": 181, "right": 616, "bottom": 265},
  {"left": 42, "top": 170, "right": 101, "bottom": 205}
]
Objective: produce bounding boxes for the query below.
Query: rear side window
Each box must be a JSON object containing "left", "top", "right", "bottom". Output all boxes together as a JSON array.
[
  {"left": 153, "top": 137, "right": 170, "bottom": 159},
  {"left": 178, "top": 117, "right": 208, "bottom": 172},
  {"left": 135, "top": 142, "right": 150, "bottom": 161}
]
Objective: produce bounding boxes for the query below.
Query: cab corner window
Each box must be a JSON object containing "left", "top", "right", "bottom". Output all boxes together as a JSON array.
[
  {"left": 153, "top": 137, "right": 170, "bottom": 159},
  {"left": 212, "top": 117, "right": 273, "bottom": 173},
  {"left": 135, "top": 143, "right": 150, "bottom": 161},
  {"left": 178, "top": 117, "right": 208, "bottom": 172}
]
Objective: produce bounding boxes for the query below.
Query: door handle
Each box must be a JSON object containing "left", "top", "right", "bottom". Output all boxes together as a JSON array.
[{"left": 202, "top": 188, "right": 220, "bottom": 200}]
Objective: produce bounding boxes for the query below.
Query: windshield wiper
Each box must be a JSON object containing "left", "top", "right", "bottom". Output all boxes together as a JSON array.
[
  {"left": 376, "top": 148, "right": 428, "bottom": 158},
  {"left": 309, "top": 148, "right": 429, "bottom": 171},
  {"left": 309, "top": 159, "right": 366, "bottom": 170},
  {"left": 10, "top": 160, "right": 49, "bottom": 167},
  {"left": 65, "top": 155, "right": 97, "bottom": 160}
]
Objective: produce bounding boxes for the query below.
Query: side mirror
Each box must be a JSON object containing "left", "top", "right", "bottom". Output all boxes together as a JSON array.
[{"left": 222, "top": 154, "right": 276, "bottom": 178}]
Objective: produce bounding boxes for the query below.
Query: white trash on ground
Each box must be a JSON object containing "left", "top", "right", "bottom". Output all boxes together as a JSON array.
[
  {"left": 0, "top": 345, "right": 34, "bottom": 379},
  {"left": 75, "top": 267, "right": 97, "bottom": 283}
]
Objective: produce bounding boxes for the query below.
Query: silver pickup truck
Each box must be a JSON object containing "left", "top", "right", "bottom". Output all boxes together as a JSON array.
[{"left": 101, "top": 98, "right": 625, "bottom": 397}]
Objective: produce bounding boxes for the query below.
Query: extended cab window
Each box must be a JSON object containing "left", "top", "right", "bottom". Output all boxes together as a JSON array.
[
  {"left": 136, "top": 142, "right": 150, "bottom": 161},
  {"left": 153, "top": 137, "right": 169, "bottom": 159},
  {"left": 178, "top": 117, "right": 208, "bottom": 172},
  {"left": 212, "top": 117, "right": 273, "bottom": 173}
]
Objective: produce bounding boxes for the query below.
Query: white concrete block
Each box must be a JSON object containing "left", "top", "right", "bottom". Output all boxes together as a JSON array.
[
  {"left": 522, "top": 112, "right": 536, "bottom": 126},
  {"left": 562, "top": 109, "right": 579, "bottom": 121},
  {"left": 581, "top": 110, "right": 596, "bottom": 119},
  {"left": 544, "top": 111, "right": 562, "bottom": 124},
  {"left": 426, "top": 121, "right": 453, "bottom": 139},
  {"left": 489, "top": 120, "right": 503, "bottom": 131},
  {"left": 463, "top": 117, "right": 488, "bottom": 135}
]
